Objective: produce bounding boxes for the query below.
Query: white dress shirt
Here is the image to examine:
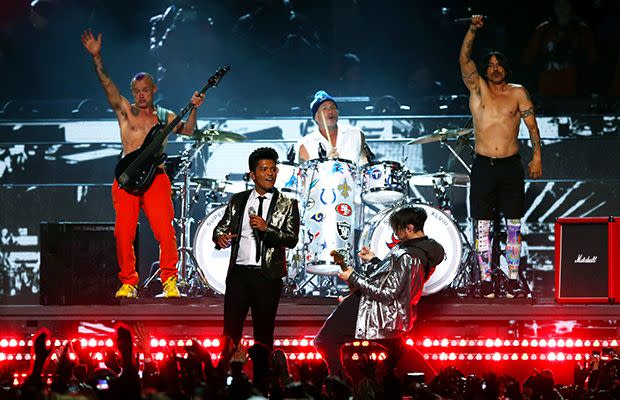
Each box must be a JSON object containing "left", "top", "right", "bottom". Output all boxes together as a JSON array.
[{"left": 235, "top": 189, "right": 273, "bottom": 266}]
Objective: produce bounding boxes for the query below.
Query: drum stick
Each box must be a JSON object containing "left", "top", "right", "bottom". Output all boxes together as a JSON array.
[{"left": 320, "top": 112, "right": 334, "bottom": 150}]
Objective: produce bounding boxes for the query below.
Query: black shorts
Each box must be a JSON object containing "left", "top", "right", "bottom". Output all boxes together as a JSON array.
[{"left": 470, "top": 153, "right": 525, "bottom": 220}]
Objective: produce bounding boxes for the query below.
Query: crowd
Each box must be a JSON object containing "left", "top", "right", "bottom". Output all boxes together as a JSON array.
[{"left": 0, "top": 325, "right": 618, "bottom": 399}]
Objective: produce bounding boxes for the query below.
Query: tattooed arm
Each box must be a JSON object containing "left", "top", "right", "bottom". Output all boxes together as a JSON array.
[
  {"left": 518, "top": 87, "right": 542, "bottom": 178},
  {"left": 459, "top": 15, "right": 484, "bottom": 95},
  {"left": 81, "top": 29, "right": 127, "bottom": 116}
]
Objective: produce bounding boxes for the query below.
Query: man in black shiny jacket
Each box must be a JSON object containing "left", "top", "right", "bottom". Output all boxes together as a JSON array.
[
  {"left": 212, "top": 147, "right": 300, "bottom": 390},
  {"left": 314, "top": 206, "right": 445, "bottom": 378}
]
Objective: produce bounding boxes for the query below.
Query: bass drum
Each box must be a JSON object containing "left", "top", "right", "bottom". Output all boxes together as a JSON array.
[
  {"left": 193, "top": 205, "right": 229, "bottom": 295},
  {"left": 358, "top": 203, "right": 462, "bottom": 295}
]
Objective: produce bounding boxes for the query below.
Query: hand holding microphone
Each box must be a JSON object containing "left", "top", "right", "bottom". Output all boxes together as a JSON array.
[
  {"left": 248, "top": 206, "right": 267, "bottom": 233},
  {"left": 454, "top": 14, "right": 486, "bottom": 30}
]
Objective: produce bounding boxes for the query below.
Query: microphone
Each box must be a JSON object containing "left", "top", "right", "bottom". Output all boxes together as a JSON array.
[
  {"left": 248, "top": 206, "right": 259, "bottom": 239},
  {"left": 286, "top": 144, "right": 296, "bottom": 163},
  {"left": 318, "top": 143, "right": 327, "bottom": 160},
  {"left": 363, "top": 142, "right": 375, "bottom": 163},
  {"left": 453, "top": 15, "right": 488, "bottom": 23}
]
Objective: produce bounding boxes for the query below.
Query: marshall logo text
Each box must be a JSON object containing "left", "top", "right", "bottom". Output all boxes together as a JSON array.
[{"left": 574, "top": 254, "right": 598, "bottom": 264}]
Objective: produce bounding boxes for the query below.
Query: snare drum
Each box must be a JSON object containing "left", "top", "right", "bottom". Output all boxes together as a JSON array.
[
  {"left": 361, "top": 161, "right": 405, "bottom": 204},
  {"left": 358, "top": 202, "right": 462, "bottom": 295},
  {"left": 300, "top": 158, "right": 357, "bottom": 275}
]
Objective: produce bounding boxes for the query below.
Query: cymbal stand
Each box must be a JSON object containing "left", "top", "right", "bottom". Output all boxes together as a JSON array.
[
  {"left": 439, "top": 137, "right": 471, "bottom": 174},
  {"left": 143, "top": 139, "right": 213, "bottom": 296},
  {"left": 435, "top": 137, "right": 478, "bottom": 296}
]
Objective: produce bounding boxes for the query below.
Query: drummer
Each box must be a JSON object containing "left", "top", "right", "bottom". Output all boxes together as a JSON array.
[{"left": 297, "top": 90, "right": 371, "bottom": 164}]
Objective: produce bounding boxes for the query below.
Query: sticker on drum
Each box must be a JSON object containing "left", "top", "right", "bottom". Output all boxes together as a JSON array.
[
  {"left": 361, "top": 161, "right": 405, "bottom": 204},
  {"left": 300, "top": 158, "right": 357, "bottom": 275},
  {"left": 358, "top": 203, "right": 462, "bottom": 295},
  {"left": 193, "top": 205, "right": 230, "bottom": 295},
  {"left": 275, "top": 161, "right": 300, "bottom": 196}
]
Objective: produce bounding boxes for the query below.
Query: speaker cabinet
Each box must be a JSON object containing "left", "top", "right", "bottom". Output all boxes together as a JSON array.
[
  {"left": 554, "top": 217, "right": 620, "bottom": 303},
  {"left": 40, "top": 222, "right": 138, "bottom": 305}
]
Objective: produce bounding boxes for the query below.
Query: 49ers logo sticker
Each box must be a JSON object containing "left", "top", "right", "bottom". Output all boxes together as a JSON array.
[{"left": 335, "top": 203, "right": 353, "bottom": 217}]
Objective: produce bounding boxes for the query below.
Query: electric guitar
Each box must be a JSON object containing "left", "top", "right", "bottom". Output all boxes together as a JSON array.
[
  {"left": 329, "top": 249, "right": 350, "bottom": 272},
  {"left": 330, "top": 249, "right": 359, "bottom": 294},
  {"left": 114, "top": 65, "right": 230, "bottom": 194}
]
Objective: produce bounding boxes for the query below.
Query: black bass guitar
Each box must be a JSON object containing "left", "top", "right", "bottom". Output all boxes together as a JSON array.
[{"left": 114, "top": 65, "right": 230, "bottom": 194}]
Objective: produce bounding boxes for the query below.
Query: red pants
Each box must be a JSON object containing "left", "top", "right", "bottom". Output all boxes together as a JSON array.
[{"left": 111, "top": 172, "right": 178, "bottom": 286}]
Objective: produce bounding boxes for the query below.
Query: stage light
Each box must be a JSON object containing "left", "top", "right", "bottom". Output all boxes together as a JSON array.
[
  {"left": 212, "top": 338, "right": 220, "bottom": 347},
  {"left": 150, "top": 338, "right": 159, "bottom": 347},
  {"left": 274, "top": 339, "right": 281, "bottom": 346},
  {"left": 485, "top": 339, "right": 494, "bottom": 347},
  {"left": 300, "top": 339, "right": 309, "bottom": 347},
  {"left": 422, "top": 338, "right": 432, "bottom": 347},
  {"left": 88, "top": 338, "right": 97, "bottom": 347},
  {"left": 441, "top": 338, "right": 449, "bottom": 347},
  {"left": 159, "top": 338, "right": 167, "bottom": 347},
  {"left": 531, "top": 339, "right": 539, "bottom": 347}
]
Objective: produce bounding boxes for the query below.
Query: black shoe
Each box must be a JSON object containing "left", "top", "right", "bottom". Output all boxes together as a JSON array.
[
  {"left": 475, "top": 280, "right": 495, "bottom": 299},
  {"left": 505, "top": 279, "right": 527, "bottom": 299}
]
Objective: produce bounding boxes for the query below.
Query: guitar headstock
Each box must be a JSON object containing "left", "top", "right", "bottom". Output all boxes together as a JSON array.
[
  {"left": 207, "top": 65, "right": 231, "bottom": 88},
  {"left": 330, "top": 249, "right": 349, "bottom": 272}
]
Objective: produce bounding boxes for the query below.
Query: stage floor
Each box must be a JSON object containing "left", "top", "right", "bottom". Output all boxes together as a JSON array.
[{"left": 1, "top": 295, "right": 618, "bottom": 338}]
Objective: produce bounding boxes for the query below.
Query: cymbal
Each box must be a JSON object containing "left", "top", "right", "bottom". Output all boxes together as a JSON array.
[
  {"left": 407, "top": 128, "right": 473, "bottom": 145},
  {"left": 408, "top": 171, "right": 470, "bottom": 186},
  {"left": 190, "top": 177, "right": 219, "bottom": 186},
  {"left": 188, "top": 128, "right": 246, "bottom": 142}
]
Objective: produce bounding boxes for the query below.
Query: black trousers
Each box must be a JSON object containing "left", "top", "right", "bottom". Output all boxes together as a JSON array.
[{"left": 223, "top": 266, "right": 283, "bottom": 348}]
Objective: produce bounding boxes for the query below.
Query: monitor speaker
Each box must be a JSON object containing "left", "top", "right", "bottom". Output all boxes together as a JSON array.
[
  {"left": 554, "top": 217, "right": 619, "bottom": 303},
  {"left": 40, "top": 222, "right": 138, "bottom": 305}
]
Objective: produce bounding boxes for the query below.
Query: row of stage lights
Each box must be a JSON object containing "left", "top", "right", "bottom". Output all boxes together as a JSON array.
[
  {"left": 0, "top": 336, "right": 618, "bottom": 365},
  {"left": 2, "top": 337, "right": 617, "bottom": 349}
]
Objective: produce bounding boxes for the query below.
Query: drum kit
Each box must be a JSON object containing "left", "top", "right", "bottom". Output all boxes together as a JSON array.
[{"left": 160, "top": 126, "right": 478, "bottom": 298}]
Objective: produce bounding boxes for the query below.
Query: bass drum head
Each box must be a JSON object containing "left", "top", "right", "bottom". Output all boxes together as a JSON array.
[
  {"left": 359, "top": 203, "right": 462, "bottom": 295},
  {"left": 193, "top": 205, "right": 229, "bottom": 295}
]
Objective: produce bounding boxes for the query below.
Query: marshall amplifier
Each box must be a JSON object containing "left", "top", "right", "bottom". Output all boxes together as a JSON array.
[
  {"left": 40, "top": 222, "right": 138, "bottom": 305},
  {"left": 554, "top": 217, "right": 620, "bottom": 303}
]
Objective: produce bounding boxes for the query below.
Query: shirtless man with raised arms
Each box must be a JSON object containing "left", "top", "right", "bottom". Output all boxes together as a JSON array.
[
  {"left": 81, "top": 29, "right": 204, "bottom": 299},
  {"left": 459, "top": 15, "right": 542, "bottom": 298}
]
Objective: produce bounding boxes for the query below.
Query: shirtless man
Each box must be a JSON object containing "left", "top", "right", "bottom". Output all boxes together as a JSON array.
[
  {"left": 81, "top": 29, "right": 204, "bottom": 299},
  {"left": 459, "top": 15, "right": 542, "bottom": 298}
]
